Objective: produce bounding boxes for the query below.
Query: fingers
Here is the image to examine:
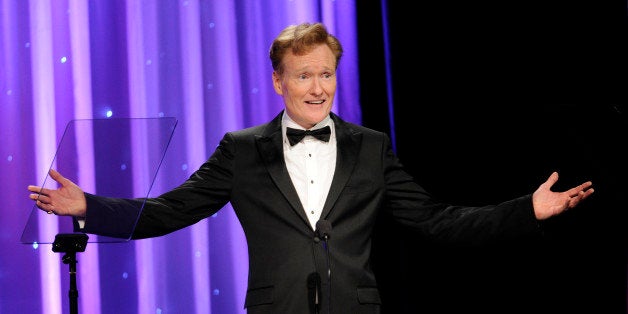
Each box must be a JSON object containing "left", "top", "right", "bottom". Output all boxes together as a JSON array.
[
  {"left": 49, "top": 168, "right": 68, "bottom": 186},
  {"left": 30, "top": 193, "right": 49, "bottom": 202},
  {"left": 538, "top": 171, "right": 559, "bottom": 191},
  {"left": 544, "top": 172, "right": 594, "bottom": 198},
  {"left": 577, "top": 185, "right": 594, "bottom": 201},
  {"left": 28, "top": 173, "right": 59, "bottom": 215},
  {"left": 583, "top": 186, "right": 594, "bottom": 198},
  {"left": 28, "top": 185, "right": 48, "bottom": 201},
  {"left": 30, "top": 193, "right": 48, "bottom": 206},
  {"left": 568, "top": 191, "right": 586, "bottom": 208},
  {"left": 28, "top": 186, "right": 53, "bottom": 213},
  {"left": 546, "top": 171, "right": 559, "bottom": 186},
  {"left": 29, "top": 169, "right": 82, "bottom": 216},
  {"left": 32, "top": 197, "right": 54, "bottom": 214},
  {"left": 566, "top": 184, "right": 594, "bottom": 209},
  {"left": 27, "top": 185, "right": 43, "bottom": 193},
  {"left": 26, "top": 170, "right": 63, "bottom": 195},
  {"left": 49, "top": 168, "right": 61, "bottom": 179},
  {"left": 567, "top": 181, "right": 594, "bottom": 198}
]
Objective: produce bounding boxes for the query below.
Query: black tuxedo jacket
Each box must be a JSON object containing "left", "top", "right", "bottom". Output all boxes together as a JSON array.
[{"left": 82, "top": 111, "right": 541, "bottom": 313}]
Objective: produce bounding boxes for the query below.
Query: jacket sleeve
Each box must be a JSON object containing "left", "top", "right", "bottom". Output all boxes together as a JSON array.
[
  {"left": 381, "top": 134, "right": 542, "bottom": 246},
  {"left": 79, "top": 132, "right": 237, "bottom": 239}
]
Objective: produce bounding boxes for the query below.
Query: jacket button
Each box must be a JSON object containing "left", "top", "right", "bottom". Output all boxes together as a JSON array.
[{"left": 314, "top": 237, "right": 321, "bottom": 243}]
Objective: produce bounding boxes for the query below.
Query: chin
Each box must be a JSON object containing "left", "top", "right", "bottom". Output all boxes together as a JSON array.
[{"left": 308, "top": 114, "right": 328, "bottom": 125}]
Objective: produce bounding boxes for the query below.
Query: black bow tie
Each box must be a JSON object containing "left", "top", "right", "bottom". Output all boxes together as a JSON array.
[{"left": 286, "top": 126, "right": 331, "bottom": 146}]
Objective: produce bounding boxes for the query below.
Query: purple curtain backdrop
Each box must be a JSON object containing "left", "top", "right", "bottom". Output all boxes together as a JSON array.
[{"left": 0, "top": 0, "right": 361, "bottom": 313}]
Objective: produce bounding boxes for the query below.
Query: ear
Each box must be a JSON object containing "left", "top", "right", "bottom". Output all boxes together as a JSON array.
[{"left": 272, "top": 71, "right": 283, "bottom": 95}]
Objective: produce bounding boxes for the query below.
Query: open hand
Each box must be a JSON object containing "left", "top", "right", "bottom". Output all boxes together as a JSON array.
[
  {"left": 27, "top": 169, "right": 87, "bottom": 217},
  {"left": 532, "top": 172, "right": 594, "bottom": 220}
]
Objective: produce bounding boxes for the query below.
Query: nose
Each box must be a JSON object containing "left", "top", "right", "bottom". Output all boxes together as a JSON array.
[{"left": 309, "top": 77, "right": 324, "bottom": 96}]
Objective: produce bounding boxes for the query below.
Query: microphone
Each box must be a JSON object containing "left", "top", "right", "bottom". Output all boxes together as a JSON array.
[
  {"left": 307, "top": 272, "right": 321, "bottom": 314},
  {"left": 316, "top": 219, "right": 332, "bottom": 241},
  {"left": 315, "top": 219, "right": 332, "bottom": 314}
]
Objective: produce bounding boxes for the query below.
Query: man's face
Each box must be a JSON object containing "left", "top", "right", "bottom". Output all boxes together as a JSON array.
[{"left": 272, "top": 44, "right": 336, "bottom": 129}]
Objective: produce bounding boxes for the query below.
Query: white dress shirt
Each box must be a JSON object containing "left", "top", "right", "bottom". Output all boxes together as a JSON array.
[{"left": 282, "top": 112, "right": 337, "bottom": 230}]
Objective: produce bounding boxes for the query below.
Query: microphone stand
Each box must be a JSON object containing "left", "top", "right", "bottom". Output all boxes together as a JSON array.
[
  {"left": 315, "top": 220, "right": 332, "bottom": 314},
  {"left": 52, "top": 233, "right": 89, "bottom": 314},
  {"left": 321, "top": 233, "right": 331, "bottom": 314}
]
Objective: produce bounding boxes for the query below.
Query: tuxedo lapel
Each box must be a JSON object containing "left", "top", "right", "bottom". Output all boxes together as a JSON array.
[
  {"left": 255, "top": 112, "right": 362, "bottom": 228},
  {"left": 256, "top": 112, "right": 311, "bottom": 228},
  {"left": 321, "top": 113, "right": 361, "bottom": 219}
]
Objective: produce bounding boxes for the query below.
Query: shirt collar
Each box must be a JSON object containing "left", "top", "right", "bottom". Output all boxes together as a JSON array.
[
  {"left": 281, "top": 111, "right": 334, "bottom": 147},
  {"left": 281, "top": 111, "right": 331, "bottom": 131}
]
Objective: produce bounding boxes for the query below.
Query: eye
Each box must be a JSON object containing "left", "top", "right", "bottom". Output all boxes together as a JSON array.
[
  {"left": 322, "top": 72, "right": 334, "bottom": 80},
  {"left": 297, "top": 73, "right": 310, "bottom": 81}
]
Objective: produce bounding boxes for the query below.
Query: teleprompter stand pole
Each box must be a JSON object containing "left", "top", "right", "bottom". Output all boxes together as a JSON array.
[{"left": 53, "top": 233, "right": 89, "bottom": 314}]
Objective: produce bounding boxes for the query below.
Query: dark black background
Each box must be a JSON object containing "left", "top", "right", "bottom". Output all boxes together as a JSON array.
[{"left": 356, "top": 1, "right": 627, "bottom": 313}]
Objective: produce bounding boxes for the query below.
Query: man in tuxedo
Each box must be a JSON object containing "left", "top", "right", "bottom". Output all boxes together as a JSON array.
[{"left": 28, "top": 22, "right": 593, "bottom": 314}]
